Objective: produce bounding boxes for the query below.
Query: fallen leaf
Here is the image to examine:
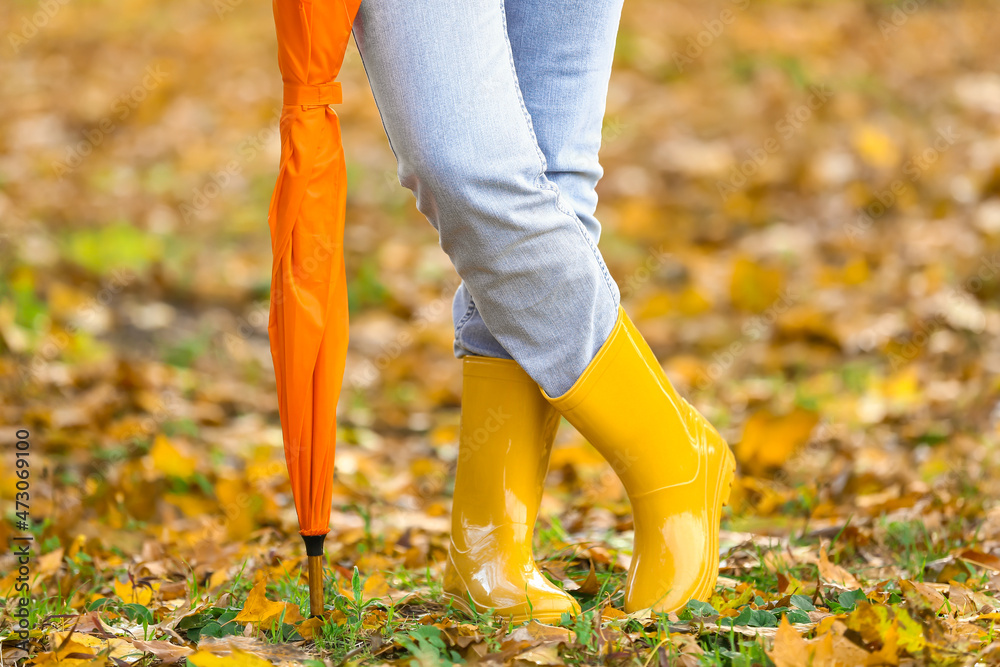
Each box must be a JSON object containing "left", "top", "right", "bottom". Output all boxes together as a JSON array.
[
  {"left": 232, "top": 579, "right": 302, "bottom": 627},
  {"left": 900, "top": 579, "right": 948, "bottom": 614},
  {"left": 730, "top": 256, "right": 784, "bottom": 313},
  {"left": 819, "top": 548, "right": 862, "bottom": 590},
  {"left": 113, "top": 578, "right": 160, "bottom": 606},
  {"left": 187, "top": 648, "right": 273, "bottom": 667},
  {"left": 768, "top": 616, "right": 836, "bottom": 667},
  {"left": 507, "top": 621, "right": 573, "bottom": 645},
  {"left": 295, "top": 616, "right": 325, "bottom": 640},
  {"left": 737, "top": 408, "right": 819, "bottom": 476},
  {"left": 48, "top": 631, "right": 137, "bottom": 662},
  {"left": 959, "top": 549, "right": 1000, "bottom": 572},
  {"left": 571, "top": 560, "right": 601, "bottom": 596},
  {"left": 130, "top": 639, "right": 194, "bottom": 663},
  {"left": 150, "top": 434, "right": 197, "bottom": 479}
]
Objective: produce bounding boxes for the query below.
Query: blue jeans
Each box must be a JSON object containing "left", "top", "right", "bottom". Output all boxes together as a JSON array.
[{"left": 353, "top": 0, "right": 623, "bottom": 397}]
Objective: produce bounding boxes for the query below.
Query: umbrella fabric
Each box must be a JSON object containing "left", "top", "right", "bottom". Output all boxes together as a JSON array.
[{"left": 268, "top": 0, "right": 361, "bottom": 537}]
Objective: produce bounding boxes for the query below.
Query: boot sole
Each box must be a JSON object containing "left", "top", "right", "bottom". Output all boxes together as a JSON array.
[{"left": 441, "top": 591, "right": 573, "bottom": 626}]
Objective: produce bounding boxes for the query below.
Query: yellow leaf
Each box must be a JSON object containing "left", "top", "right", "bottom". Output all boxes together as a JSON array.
[
  {"left": 730, "top": 256, "right": 784, "bottom": 313},
  {"left": 187, "top": 648, "right": 274, "bottom": 667},
  {"left": 737, "top": 408, "right": 819, "bottom": 477},
  {"left": 215, "top": 476, "right": 258, "bottom": 540},
  {"left": 894, "top": 608, "right": 927, "bottom": 653},
  {"left": 601, "top": 606, "right": 627, "bottom": 621},
  {"left": 768, "top": 616, "right": 836, "bottom": 667},
  {"left": 37, "top": 548, "right": 64, "bottom": 576},
  {"left": 296, "top": 616, "right": 325, "bottom": 640},
  {"left": 150, "top": 434, "right": 197, "bottom": 479},
  {"left": 233, "top": 579, "right": 301, "bottom": 627},
  {"left": 846, "top": 603, "right": 899, "bottom": 665},
  {"left": 718, "top": 586, "right": 754, "bottom": 612},
  {"left": 616, "top": 197, "right": 661, "bottom": 239},
  {"left": 26, "top": 653, "right": 106, "bottom": 667},
  {"left": 676, "top": 285, "right": 711, "bottom": 316},
  {"left": 852, "top": 124, "right": 899, "bottom": 169},
  {"left": 638, "top": 292, "right": 672, "bottom": 318},
  {"left": 49, "top": 632, "right": 136, "bottom": 662},
  {"left": 164, "top": 493, "right": 216, "bottom": 518},
  {"left": 113, "top": 578, "right": 159, "bottom": 606},
  {"left": 362, "top": 571, "right": 390, "bottom": 598}
]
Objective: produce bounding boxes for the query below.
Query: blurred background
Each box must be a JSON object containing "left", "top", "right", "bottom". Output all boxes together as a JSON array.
[{"left": 2, "top": 0, "right": 1000, "bottom": 659}]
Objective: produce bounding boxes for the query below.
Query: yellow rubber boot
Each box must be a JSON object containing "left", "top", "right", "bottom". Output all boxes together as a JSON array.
[
  {"left": 444, "top": 356, "right": 581, "bottom": 624},
  {"left": 544, "top": 308, "right": 736, "bottom": 614}
]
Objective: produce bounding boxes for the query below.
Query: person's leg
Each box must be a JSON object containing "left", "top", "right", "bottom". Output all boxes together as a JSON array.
[
  {"left": 354, "top": 0, "right": 736, "bottom": 618},
  {"left": 444, "top": 356, "right": 580, "bottom": 623},
  {"left": 353, "top": 0, "right": 620, "bottom": 397},
  {"left": 451, "top": 0, "right": 625, "bottom": 375}
]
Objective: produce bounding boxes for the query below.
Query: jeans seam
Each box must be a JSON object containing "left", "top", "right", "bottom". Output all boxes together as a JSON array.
[
  {"left": 497, "top": 0, "right": 619, "bottom": 306},
  {"left": 453, "top": 296, "right": 479, "bottom": 352}
]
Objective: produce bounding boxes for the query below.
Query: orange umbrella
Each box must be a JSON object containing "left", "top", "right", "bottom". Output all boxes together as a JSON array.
[{"left": 267, "top": 0, "right": 361, "bottom": 617}]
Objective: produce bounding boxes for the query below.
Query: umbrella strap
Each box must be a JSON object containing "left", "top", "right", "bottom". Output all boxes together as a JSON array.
[{"left": 283, "top": 81, "right": 343, "bottom": 106}]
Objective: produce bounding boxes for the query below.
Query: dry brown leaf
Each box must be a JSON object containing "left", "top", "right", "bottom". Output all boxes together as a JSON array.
[
  {"left": 507, "top": 621, "right": 573, "bottom": 645},
  {"left": 959, "top": 549, "right": 1000, "bottom": 572},
  {"left": 571, "top": 560, "right": 601, "bottom": 596},
  {"left": 900, "top": 580, "right": 948, "bottom": 614},
  {"left": 948, "top": 581, "right": 980, "bottom": 617},
  {"left": 512, "top": 644, "right": 563, "bottom": 666},
  {"left": 130, "top": 639, "right": 194, "bottom": 663},
  {"left": 818, "top": 548, "right": 862, "bottom": 590}
]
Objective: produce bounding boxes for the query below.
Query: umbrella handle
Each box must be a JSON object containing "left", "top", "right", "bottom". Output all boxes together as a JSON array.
[{"left": 303, "top": 534, "right": 327, "bottom": 617}]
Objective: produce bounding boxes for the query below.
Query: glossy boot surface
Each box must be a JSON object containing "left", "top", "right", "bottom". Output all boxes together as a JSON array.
[
  {"left": 444, "top": 356, "right": 581, "bottom": 624},
  {"left": 544, "top": 308, "right": 736, "bottom": 614}
]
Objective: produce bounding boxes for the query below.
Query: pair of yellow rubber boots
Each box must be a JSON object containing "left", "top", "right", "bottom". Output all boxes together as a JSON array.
[{"left": 443, "top": 308, "right": 735, "bottom": 623}]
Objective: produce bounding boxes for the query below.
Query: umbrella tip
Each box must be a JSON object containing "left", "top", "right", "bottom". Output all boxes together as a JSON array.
[
  {"left": 303, "top": 534, "right": 327, "bottom": 617},
  {"left": 302, "top": 533, "right": 326, "bottom": 557}
]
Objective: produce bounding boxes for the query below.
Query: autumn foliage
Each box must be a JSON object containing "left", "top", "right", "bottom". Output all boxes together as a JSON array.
[{"left": 2, "top": 0, "right": 1000, "bottom": 665}]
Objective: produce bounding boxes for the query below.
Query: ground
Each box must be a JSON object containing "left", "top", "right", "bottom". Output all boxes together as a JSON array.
[{"left": 2, "top": 0, "right": 1000, "bottom": 665}]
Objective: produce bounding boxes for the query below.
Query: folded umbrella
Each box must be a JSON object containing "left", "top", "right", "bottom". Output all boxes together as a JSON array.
[{"left": 267, "top": 0, "right": 362, "bottom": 617}]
